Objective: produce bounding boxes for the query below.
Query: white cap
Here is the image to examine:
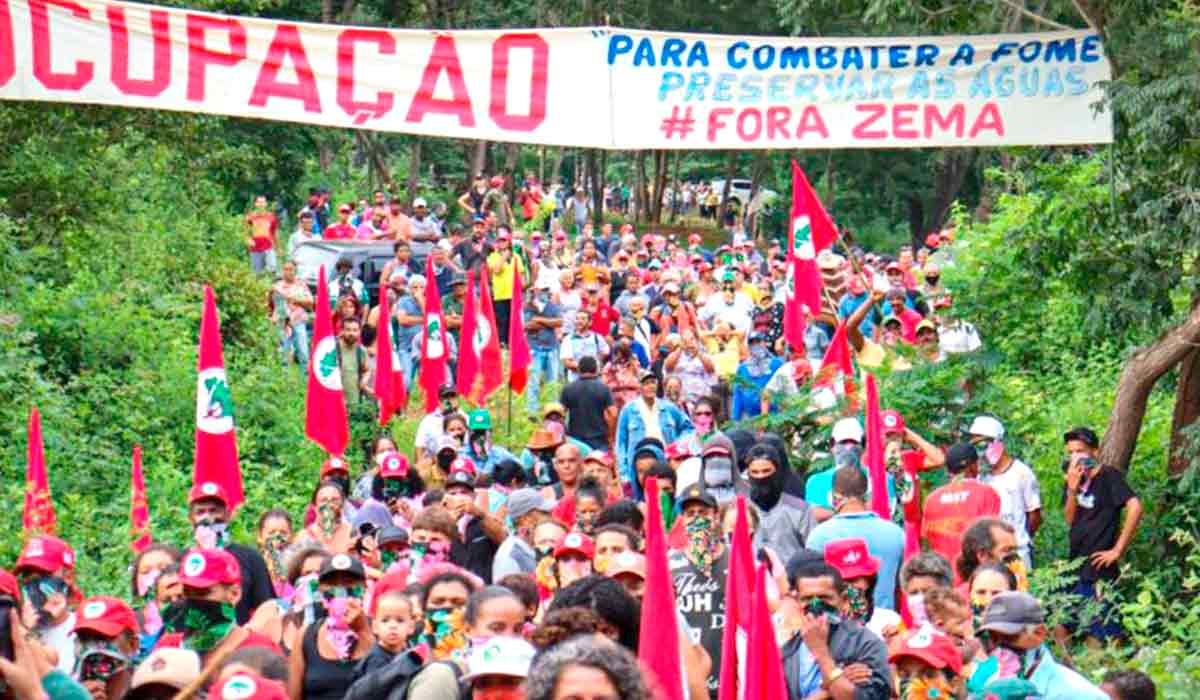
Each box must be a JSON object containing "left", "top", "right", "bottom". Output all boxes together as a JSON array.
[
  {"left": 831, "top": 417, "right": 864, "bottom": 444},
  {"left": 969, "top": 415, "right": 1005, "bottom": 440},
  {"left": 462, "top": 637, "right": 536, "bottom": 682},
  {"left": 413, "top": 197, "right": 428, "bottom": 208}
]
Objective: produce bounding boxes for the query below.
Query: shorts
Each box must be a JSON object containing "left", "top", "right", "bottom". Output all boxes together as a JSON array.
[{"left": 1062, "top": 578, "right": 1123, "bottom": 640}]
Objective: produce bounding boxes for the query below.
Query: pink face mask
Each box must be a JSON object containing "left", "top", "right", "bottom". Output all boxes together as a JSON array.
[
  {"left": 136, "top": 570, "right": 161, "bottom": 598},
  {"left": 693, "top": 414, "right": 714, "bottom": 432},
  {"left": 985, "top": 440, "right": 1005, "bottom": 465}
]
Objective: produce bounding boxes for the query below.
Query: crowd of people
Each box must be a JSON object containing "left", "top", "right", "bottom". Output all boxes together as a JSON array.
[{"left": 0, "top": 174, "right": 1160, "bottom": 700}]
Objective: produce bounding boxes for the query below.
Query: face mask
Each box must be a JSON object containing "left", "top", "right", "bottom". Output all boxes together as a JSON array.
[
  {"left": 577, "top": 514, "right": 597, "bottom": 534},
  {"left": 702, "top": 456, "right": 732, "bottom": 487},
  {"left": 75, "top": 639, "right": 130, "bottom": 682},
  {"left": 845, "top": 586, "right": 870, "bottom": 622},
  {"left": 423, "top": 607, "right": 468, "bottom": 661},
  {"left": 317, "top": 503, "right": 340, "bottom": 535},
  {"left": 22, "top": 576, "right": 70, "bottom": 629},
  {"left": 381, "top": 548, "right": 401, "bottom": 569},
  {"left": 322, "top": 594, "right": 359, "bottom": 660},
  {"left": 136, "top": 569, "right": 162, "bottom": 599},
  {"left": 436, "top": 451, "right": 456, "bottom": 472},
  {"left": 381, "top": 479, "right": 410, "bottom": 502},
  {"left": 534, "top": 546, "right": 554, "bottom": 561},
  {"left": 833, "top": 443, "right": 863, "bottom": 468},
  {"left": 750, "top": 344, "right": 769, "bottom": 360},
  {"left": 907, "top": 593, "right": 929, "bottom": 627},
  {"left": 685, "top": 516, "right": 720, "bottom": 575},
  {"left": 803, "top": 597, "right": 841, "bottom": 624},
  {"left": 693, "top": 413, "right": 714, "bottom": 432},
  {"left": 292, "top": 574, "right": 324, "bottom": 626},
  {"left": 925, "top": 276, "right": 940, "bottom": 286},
  {"left": 985, "top": 440, "right": 1005, "bottom": 466},
  {"left": 163, "top": 599, "right": 236, "bottom": 654},
  {"left": 537, "top": 292, "right": 551, "bottom": 304},
  {"left": 193, "top": 520, "right": 229, "bottom": 549},
  {"left": 898, "top": 675, "right": 954, "bottom": 700},
  {"left": 970, "top": 597, "right": 988, "bottom": 634}
]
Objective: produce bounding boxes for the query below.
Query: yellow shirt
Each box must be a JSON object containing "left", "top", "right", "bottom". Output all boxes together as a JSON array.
[
  {"left": 705, "top": 337, "right": 742, "bottom": 378},
  {"left": 857, "top": 340, "right": 912, "bottom": 372},
  {"left": 740, "top": 282, "right": 761, "bottom": 304},
  {"left": 486, "top": 251, "right": 527, "bottom": 301}
]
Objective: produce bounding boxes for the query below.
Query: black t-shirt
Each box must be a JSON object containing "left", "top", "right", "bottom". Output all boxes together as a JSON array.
[
  {"left": 226, "top": 543, "right": 276, "bottom": 624},
  {"left": 460, "top": 517, "right": 498, "bottom": 585},
  {"left": 1065, "top": 465, "right": 1135, "bottom": 581},
  {"left": 452, "top": 238, "right": 494, "bottom": 273},
  {"left": 560, "top": 377, "right": 614, "bottom": 450},
  {"left": 670, "top": 549, "right": 729, "bottom": 700}
]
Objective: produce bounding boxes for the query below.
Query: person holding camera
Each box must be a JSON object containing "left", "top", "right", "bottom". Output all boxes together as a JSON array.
[{"left": 1060, "top": 426, "right": 1143, "bottom": 645}]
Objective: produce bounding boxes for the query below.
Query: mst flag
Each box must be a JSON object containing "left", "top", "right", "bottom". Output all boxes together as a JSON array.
[
  {"left": 718, "top": 496, "right": 756, "bottom": 700},
  {"left": 744, "top": 563, "right": 788, "bottom": 700},
  {"left": 23, "top": 406, "right": 56, "bottom": 536},
  {"left": 457, "top": 271, "right": 481, "bottom": 404},
  {"left": 812, "top": 321, "right": 857, "bottom": 412},
  {"left": 130, "top": 444, "right": 152, "bottom": 552},
  {"left": 785, "top": 161, "right": 836, "bottom": 350},
  {"left": 306, "top": 266, "right": 350, "bottom": 456},
  {"left": 194, "top": 286, "right": 243, "bottom": 511},
  {"left": 418, "top": 257, "right": 449, "bottom": 414},
  {"left": 638, "top": 477, "right": 685, "bottom": 700},
  {"left": 865, "top": 373, "right": 890, "bottom": 521},
  {"left": 508, "top": 267, "right": 531, "bottom": 395},
  {"left": 476, "top": 272, "right": 504, "bottom": 404},
  {"left": 374, "top": 284, "right": 407, "bottom": 426}
]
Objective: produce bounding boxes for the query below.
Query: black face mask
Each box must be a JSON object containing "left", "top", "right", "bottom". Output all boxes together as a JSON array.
[
  {"left": 22, "top": 576, "right": 69, "bottom": 629},
  {"left": 926, "top": 276, "right": 940, "bottom": 285},
  {"left": 436, "top": 451, "right": 456, "bottom": 472},
  {"left": 381, "top": 478, "right": 411, "bottom": 502}
]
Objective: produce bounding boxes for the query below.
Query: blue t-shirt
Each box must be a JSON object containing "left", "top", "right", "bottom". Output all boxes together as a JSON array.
[
  {"left": 524, "top": 301, "right": 562, "bottom": 349},
  {"left": 805, "top": 466, "right": 896, "bottom": 514},
  {"left": 806, "top": 511, "right": 905, "bottom": 611},
  {"left": 395, "top": 296, "right": 422, "bottom": 350}
]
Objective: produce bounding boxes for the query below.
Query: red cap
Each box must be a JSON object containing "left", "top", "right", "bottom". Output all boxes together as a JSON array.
[
  {"left": 924, "top": 233, "right": 941, "bottom": 249},
  {"left": 583, "top": 450, "right": 613, "bottom": 467},
  {"left": 0, "top": 569, "right": 19, "bottom": 599},
  {"left": 881, "top": 409, "right": 905, "bottom": 434},
  {"left": 489, "top": 176, "right": 504, "bottom": 188},
  {"left": 888, "top": 627, "right": 964, "bottom": 675},
  {"left": 188, "top": 481, "right": 230, "bottom": 507},
  {"left": 688, "top": 233, "right": 702, "bottom": 244},
  {"left": 885, "top": 261, "right": 903, "bottom": 273},
  {"left": 213, "top": 671, "right": 289, "bottom": 700},
  {"left": 450, "top": 456, "right": 477, "bottom": 477},
  {"left": 554, "top": 532, "right": 595, "bottom": 560},
  {"left": 496, "top": 231, "right": 511, "bottom": 242},
  {"left": 179, "top": 548, "right": 241, "bottom": 589},
  {"left": 848, "top": 277, "right": 866, "bottom": 295},
  {"left": 823, "top": 538, "right": 880, "bottom": 580},
  {"left": 74, "top": 596, "right": 138, "bottom": 638},
  {"left": 320, "top": 456, "right": 350, "bottom": 477},
  {"left": 16, "top": 535, "right": 75, "bottom": 575},
  {"left": 665, "top": 441, "right": 693, "bottom": 460},
  {"left": 377, "top": 451, "right": 410, "bottom": 479},
  {"left": 620, "top": 223, "right": 634, "bottom": 233},
  {"left": 699, "top": 262, "right": 713, "bottom": 272},
  {"left": 338, "top": 204, "right": 352, "bottom": 213}
]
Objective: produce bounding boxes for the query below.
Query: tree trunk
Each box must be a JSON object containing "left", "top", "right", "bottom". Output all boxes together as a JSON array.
[
  {"left": 406, "top": 139, "right": 422, "bottom": 204},
  {"left": 718, "top": 151, "right": 737, "bottom": 224},
  {"left": 670, "top": 151, "right": 683, "bottom": 223},
  {"left": 550, "top": 148, "right": 566, "bottom": 187},
  {"left": 651, "top": 151, "right": 668, "bottom": 225},
  {"left": 321, "top": 0, "right": 333, "bottom": 22},
  {"left": 923, "top": 150, "right": 977, "bottom": 244},
  {"left": 1169, "top": 347, "right": 1200, "bottom": 476},
  {"left": 469, "top": 140, "right": 488, "bottom": 183},
  {"left": 587, "top": 149, "right": 604, "bottom": 226},
  {"left": 594, "top": 150, "right": 608, "bottom": 225},
  {"left": 1100, "top": 298, "right": 1200, "bottom": 470},
  {"left": 907, "top": 196, "right": 925, "bottom": 245},
  {"left": 635, "top": 151, "right": 649, "bottom": 223}
]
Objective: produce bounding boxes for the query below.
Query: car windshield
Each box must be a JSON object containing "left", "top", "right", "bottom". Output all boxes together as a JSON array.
[{"left": 292, "top": 244, "right": 341, "bottom": 284}]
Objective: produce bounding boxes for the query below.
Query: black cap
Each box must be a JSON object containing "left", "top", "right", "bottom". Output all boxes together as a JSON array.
[
  {"left": 639, "top": 371, "right": 658, "bottom": 384},
  {"left": 1063, "top": 426, "right": 1099, "bottom": 449},
  {"left": 318, "top": 553, "right": 366, "bottom": 583},
  {"left": 438, "top": 383, "right": 458, "bottom": 398},
  {"left": 446, "top": 469, "right": 476, "bottom": 490},
  {"left": 945, "top": 443, "right": 978, "bottom": 473},
  {"left": 676, "top": 484, "right": 717, "bottom": 510},
  {"left": 377, "top": 525, "right": 408, "bottom": 547}
]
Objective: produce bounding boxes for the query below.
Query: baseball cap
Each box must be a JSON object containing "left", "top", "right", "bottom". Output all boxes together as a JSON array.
[
  {"left": 320, "top": 456, "right": 350, "bottom": 477},
  {"left": 945, "top": 443, "right": 978, "bottom": 473},
  {"left": 553, "top": 231, "right": 567, "bottom": 241},
  {"left": 436, "top": 435, "right": 460, "bottom": 455},
  {"left": 318, "top": 553, "right": 366, "bottom": 583},
  {"left": 880, "top": 410, "right": 905, "bottom": 435},
  {"left": 606, "top": 551, "right": 647, "bottom": 580},
  {"left": 338, "top": 204, "right": 352, "bottom": 213},
  {"left": 701, "top": 435, "right": 734, "bottom": 459},
  {"left": 583, "top": 450, "right": 613, "bottom": 467},
  {"left": 662, "top": 282, "right": 680, "bottom": 294},
  {"left": 179, "top": 548, "right": 240, "bottom": 589},
  {"left": 468, "top": 409, "right": 492, "bottom": 431},
  {"left": 885, "top": 261, "right": 903, "bottom": 272},
  {"left": 16, "top": 535, "right": 76, "bottom": 574},
  {"left": 831, "top": 417, "right": 864, "bottom": 444},
  {"left": 377, "top": 525, "right": 409, "bottom": 548},
  {"left": 438, "top": 383, "right": 458, "bottom": 399},
  {"left": 413, "top": 197, "right": 427, "bottom": 208},
  {"left": 507, "top": 489, "right": 554, "bottom": 521},
  {"left": 213, "top": 671, "right": 288, "bottom": 700},
  {"left": 74, "top": 597, "right": 138, "bottom": 638},
  {"left": 188, "top": 481, "right": 230, "bottom": 507},
  {"left": 639, "top": 371, "right": 658, "bottom": 384},
  {"left": 377, "top": 451, "right": 410, "bottom": 479},
  {"left": 1063, "top": 426, "right": 1100, "bottom": 448},
  {"left": 666, "top": 441, "right": 693, "bottom": 460},
  {"left": 0, "top": 569, "right": 18, "bottom": 599},
  {"left": 978, "top": 592, "right": 1046, "bottom": 635},
  {"left": 542, "top": 402, "right": 566, "bottom": 418},
  {"left": 462, "top": 637, "right": 537, "bottom": 682},
  {"left": 677, "top": 484, "right": 718, "bottom": 510},
  {"left": 887, "top": 627, "right": 964, "bottom": 675},
  {"left": 473, "top": 214, "right": 486, "bottom": 223},
  {"left": 914, "top": 319, "right": 937, "bottom": 335},
  {"left": 496, "top": 230, "right": 511, "bottom": 242},
  {"left": 968, "top": 416, "right": 1006, "bottom": 441},
  {"left": 127, "top": 648, "right": 201, "bottom": 700},
  {"left": 553, "top": 532, "right": 595, "bottom": 560},
  {"left": 823, "top": 538, "right": 880, "bottom": 580},
  {"left": 446, "top": 469, "right": 476, "bottom": 490},
  {"left": 451, "top": 455, "right": 478, "bottom": 476}
]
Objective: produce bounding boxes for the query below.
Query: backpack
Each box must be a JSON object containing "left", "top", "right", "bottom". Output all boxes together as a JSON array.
[{"left": 344, "top": 650, "right": 465, "bottom": 700}]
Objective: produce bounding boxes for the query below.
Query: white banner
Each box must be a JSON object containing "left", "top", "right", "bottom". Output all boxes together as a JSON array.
[{"left": 0, "top": 0, "right": 1113, "bottom": 148}]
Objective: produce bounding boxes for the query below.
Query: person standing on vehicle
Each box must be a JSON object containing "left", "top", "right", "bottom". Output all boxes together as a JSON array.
[
  {"left": 245, "top": 195, "right": 278, "bottom": 274},
  {"left": 408, "top": 197, "right": 441, "bottom": 266},
  {"left": 323, "top": 204, "right": 358, "bottom": 240},
  {"left": 458, "top": 172, "right": 490, "bottom": 221}
]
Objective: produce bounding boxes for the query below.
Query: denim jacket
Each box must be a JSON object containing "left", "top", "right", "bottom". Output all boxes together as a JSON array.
[{"left": 615, "top": 399, "right": 693, "bottom": 495}]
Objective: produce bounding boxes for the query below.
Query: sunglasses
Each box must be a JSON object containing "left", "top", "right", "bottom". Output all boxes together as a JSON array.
[{"left": 693, "top": 410, "right": 713, "bottom": 417}]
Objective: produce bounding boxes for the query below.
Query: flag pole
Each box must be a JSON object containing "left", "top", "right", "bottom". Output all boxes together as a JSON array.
[{"left": 507, "top": 384, "right": 513, "bottom": 438}]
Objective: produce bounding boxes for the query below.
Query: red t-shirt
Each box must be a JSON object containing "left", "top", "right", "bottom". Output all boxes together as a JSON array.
[
  {"left": 246, "top": 211, "right": 278, "bottom": 253},
  {"left": 588, "top": 300, "right": 620, "bottom": 336},
  {"left": 921, "top": 479, "right": 1002, "bottom": 580},
  {"left": 323, "top": 223, "right": 357, "bottom": 240}
]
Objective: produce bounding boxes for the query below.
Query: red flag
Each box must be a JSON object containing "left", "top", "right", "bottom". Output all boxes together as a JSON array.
[
  {"left": 900, "top": 451, "right": 924, "bottom": 561},
  {"left": 508, "top": 267, "right": 531, "bottom": 394},
  {"left": 194, "top": 286, "right": 243, "bottom": 511},
  {"left": 418, "top": 258, "right": 450, "bottom": 414},
  {"left": 812, "top": 321, "right": 857, "bottom": 413},
  {"left": 305, "top": 266, "right": 350, "bottom": 456},
  {"left": 130, "top": 444, "right": 152, "bottom": 552},
  {"left": 743, "top": 563, "right": 789, "bottom": 700},
  {"left": 790, "top": 161, "right": 838, "bottom": 253},
  {"left": 782, "top": 257, "right": 808, "bottom": 355},
  {"left": 23, "top": 407, "right": 56, "bottom": 536},
  {"left": 638, "top": 478, "right": 685, "bottom": 700},
  {"left": 476, "top": 272, "right": 504, "bottom": 404},
  {"left": 374, "top": 284, "right": 408, "bottom": 426},
  {"left": 718, "top": 496, "right": 756, "bottom": 700},
  {"left": 456, "top": 271, "right": 481, "bottom": 404},
  {"left": 785, "top": 161, "right": 833, "bottom": 341},
  {"left": 864, "top": 374, "right": 890, "bottom": 520}
]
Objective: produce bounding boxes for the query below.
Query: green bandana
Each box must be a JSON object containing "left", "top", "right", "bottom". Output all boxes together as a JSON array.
[{"left": 164, "top": 599, "right": 236, "bottom": 654}]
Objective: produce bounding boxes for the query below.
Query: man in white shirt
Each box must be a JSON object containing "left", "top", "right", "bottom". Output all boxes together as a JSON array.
[
  {"left": 699, "top": 273, "right": 753, "bottom": 334},
  {"left": 560, "top": 309, "right": 610, "bottom": 382},
  {"left": 970, "top": 415, "right": 1042, "bottom": 569}
]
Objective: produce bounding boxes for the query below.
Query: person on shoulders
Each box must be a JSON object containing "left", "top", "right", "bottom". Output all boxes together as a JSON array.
[{"left": 14, "top": 535, "right": 80, "bottom": 673}]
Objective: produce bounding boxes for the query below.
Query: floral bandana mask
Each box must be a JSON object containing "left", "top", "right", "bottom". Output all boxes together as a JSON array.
[
  {"left": 321, "top": 588, "right": 362, "bottom": 660},
  {"left": 163, "top": 599, "right": 236, "bottom": 654},
  {"left": 136, "top": 570, "right": 164, "bottom": 635},
  {"left": 75, "top": 638, "right": 131, "bottom": 682},
  {"left": 685, "top": 517, "right": 721, "bottom": 575},
  {"left": 423, "top": 607, "right": 468, "bottom": 661},
  {"left": 263, "top": 534, "right": 290, "bottom": 595},
  {"left": 845, "top": 585, "right": 870, "bottom": 622},
  {"left": 898, "top": 675, "right": 955, "bottom": 700},
  {"left": 317, "top": 503, "right": 339, "bottom": 536}
]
